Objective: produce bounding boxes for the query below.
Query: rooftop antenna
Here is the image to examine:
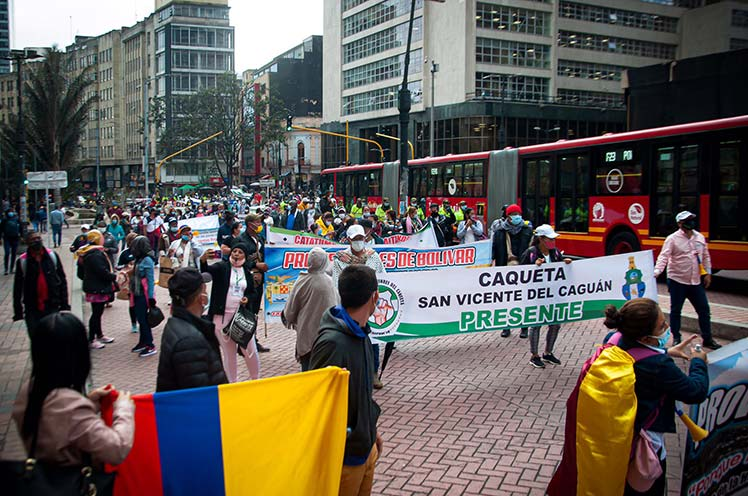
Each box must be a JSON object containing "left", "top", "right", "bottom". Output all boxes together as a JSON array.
[{"left": 69, "top": 16, "right": 73, "bottom": 43}]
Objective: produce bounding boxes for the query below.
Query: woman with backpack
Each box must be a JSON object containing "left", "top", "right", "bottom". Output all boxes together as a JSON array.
[
  {"left": 76, "top": 230, "right": 116, "bottom": 349},
  {"left": 521, "top": 224, "right": 572, "bottom": 368}
]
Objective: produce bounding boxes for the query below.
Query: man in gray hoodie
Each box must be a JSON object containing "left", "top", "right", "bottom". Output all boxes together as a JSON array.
[{"left": 310, "top": 264, "right": 382, "bottom": 496}]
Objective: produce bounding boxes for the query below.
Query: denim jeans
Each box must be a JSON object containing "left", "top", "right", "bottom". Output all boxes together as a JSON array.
[
  {"left": 51, "top": 225, "right": 62, "bottom": 246},
  {"left": 3, "top": 238, "right": 18, "bottom": 273},
  {"left": 667, "top": 278, "right": 712, "bottom": 341},
  {"left": 134, "top": 295, "right": 154, "bottom": 347}
]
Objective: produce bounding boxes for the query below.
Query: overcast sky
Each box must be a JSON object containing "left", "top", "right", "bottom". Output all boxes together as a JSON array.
[{"left": 12, "top": 0, "right": 324, "bottom": 73}]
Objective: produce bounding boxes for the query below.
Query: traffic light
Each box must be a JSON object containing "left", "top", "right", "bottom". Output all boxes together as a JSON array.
[{"left": 286, "top": 115, "right": 293, "bottom": 131}]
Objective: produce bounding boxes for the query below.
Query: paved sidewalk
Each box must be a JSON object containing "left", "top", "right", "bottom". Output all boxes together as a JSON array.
[{"left": 0, "top": 229, "right": 743, "bottom": 496}]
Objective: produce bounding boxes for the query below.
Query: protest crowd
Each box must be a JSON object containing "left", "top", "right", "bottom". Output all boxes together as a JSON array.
[{"left": 0, "top": 184, "right": 725, "bottom": 496}]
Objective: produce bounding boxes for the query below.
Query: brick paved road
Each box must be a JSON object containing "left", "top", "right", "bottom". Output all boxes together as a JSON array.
[{"left": 1, "top": 228, "right": 744, "bottom": 496}]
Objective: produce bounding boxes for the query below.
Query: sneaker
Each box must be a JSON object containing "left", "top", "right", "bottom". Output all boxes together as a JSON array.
[
  {"left": 703, "top": 340, "right": 722, "bottom": 350},
  {"left": 542, "top": 353, "right": 562, "bottom": 366},
  {"left": 89, "top": 341, "right": 105, "bottom": 350},
  {"left": 519, "top": 328, "right": 528, "bottom": 339},
  {"left": 131, "top": 344, "right": 147, "bottom": 353},
  {"left": 131, "top": 325, "right": 139, "bottom": 333},
  {"left": 139, "top": 346, "right": 157, "bottom": 357},
  {"left": 501, "top": 329, "right": 511, "bottom": 338},
  {"left": 373, "top": 377, "right": 384, "bottom": 390},
  {"left": 98, "top": 336, "right": 115, "bottom": 344},
  {"left": 529, "top": 356, "right": 545, "bottom": 368}
]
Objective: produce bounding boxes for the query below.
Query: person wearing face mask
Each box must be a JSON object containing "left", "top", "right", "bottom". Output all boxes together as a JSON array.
[
  {"left": 168, "top": 226, "right": 204, "bottom": 269},
  {"left": 456, "top": 207, "right": 484, "bottom": 244},
  {"left": 220, "top": 221, "right": 243, "bottom": 260},
  {"left": 159, "top": 218, "right": 181, "bottom": 256},
  {"left": 1, "top": 209, "right": 21, "bottom": 275},
  {"left": 235, "top": 213, "right": 271, "bottom": 352},
  {"left": 375, "top": 198, "right": 390, "bottom": 220},
  {"left": 350, "top": 197, "right": 365, "bottom": 219},
  {"left": 402, "top": 206, "right": 423, "bottom": 234},
  {"left": 76, "top": 230, "right": 117, "bottom": 349},
  {"left": 592, "top": 298, "right": 707, "bottom": 495},
  {"left": 332, "top": 225, "right": 386, "bottom": 389},
  {"left": 157, "top": 268, "right": 227, "bottom": 392},
  {"left": 492, "top": 204, "right": 533, "bottom": 338},
  {"left": 282, "top": 200, "right": 306, "bottom": 232},
  {"left": 106, "top": 214, "right": 125, "bottom": 252},
  {"left": 145, "top": 209, "right": 164, "bottom": 253},
  {"left": 427, "top": 204, "right": 446, "bottom": 247},
  {"left": 316, "top": 212, "right": 336, "bottom": 239},
  {"left": 439, "top": 200, "right": 457, "bottom": 245},
  {"left": 13, "top": 231, "right": 70, "bottom": 337},
  {"left": 653, "top": 211, "right": 721, "bottom": 350},
  {"left": 520, "top": 225, "right": 572, "bottom": 368},
  {"left": 200, "top": 244, "right": 260, "bottom": 381},
  {"left": 310, "top": 265, "right": 383, "bottom": 495},
  {"left": 129, "top": 236, "right": 158, "bottom": 357},
  {"left": 382, "top": 209, "right": 401, "bottom": 236}
]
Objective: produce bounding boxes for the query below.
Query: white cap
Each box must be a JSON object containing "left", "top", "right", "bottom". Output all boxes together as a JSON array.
[
  {"left": 81, "top": 224, "right": 91, "bottom": 231},
  {"left": 534, "top": 224, "right": 559, "bottom": 239},
  {"left": 347, "top": 224, "right": 365, "bottom": 239},
  {"left": 675, "top": 211, "right": 696, "bottom": 223}
]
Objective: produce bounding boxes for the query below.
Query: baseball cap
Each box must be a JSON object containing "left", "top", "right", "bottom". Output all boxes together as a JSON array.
[
  {"left": 505, "top": 204, "right": 522, "bottom": 216},
  {"left": 675, "top": 211, "right": 696, "bottom": 222},
  {"left": 347, "top": 224, "right": 365, "bottom": 239},
  {"left": 168, "top": 268, "right": 212, "bottom": 306},
  {"left": 534, "top": 224, "right": 560, "bottom": 239}
]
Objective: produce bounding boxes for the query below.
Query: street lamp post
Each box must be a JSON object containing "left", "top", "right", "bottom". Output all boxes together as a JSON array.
[
  {"left": 397, "top": 0, "right": 417, "bottom": 214},
  {"left": 4, "top": 49, "right": 42, "bottom": 222},
  {"left": 429, "top": 60, "right": 439, "bottom": 157}
]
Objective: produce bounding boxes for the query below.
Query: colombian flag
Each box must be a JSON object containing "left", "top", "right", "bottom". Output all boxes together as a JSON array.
[
  {"left": 547, "top": 343, "right": 639, "bottom": 496},
  {"left": 112, "top": 367, "right": 349, "bottom": 496}
]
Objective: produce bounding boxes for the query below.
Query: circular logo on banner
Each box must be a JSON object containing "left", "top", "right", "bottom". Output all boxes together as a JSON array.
[
  {"left": 369, "top": 280, "right": 405, "bottom": 337},
  {"left": 606, "top": 168, "right": 624, "bottom": 193},
  {"left": 448, "top": 178, "right": 457, "bottom": 196},
  {"left": 628, "top": 203, "right": 645, "bottom": 225}
]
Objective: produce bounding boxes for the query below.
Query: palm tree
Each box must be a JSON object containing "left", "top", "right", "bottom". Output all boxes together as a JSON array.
[{"left": 23, "top": 47, "right": 95, "bottom": 201}]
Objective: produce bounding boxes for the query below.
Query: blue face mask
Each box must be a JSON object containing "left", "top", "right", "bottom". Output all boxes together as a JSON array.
[
  {"left": 170, "top": 226, "right": 178, "bottom": 233},
  {"left": 650, "top": 327, "right": 671, "bottom": 349},
  {"left": 510, "top": 215, "right": 522, "bottom": 226},
  {"left": 181, "top": 235, "right": 190, "bottom": 242}
]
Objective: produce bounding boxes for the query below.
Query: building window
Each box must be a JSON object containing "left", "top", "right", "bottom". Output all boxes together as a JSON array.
[
  {"left": 732, "top": 9, "right": 748, "bottom": 28},
  {"left": 173, "top": 5, "right": 230, "bottom": 20},
  {"left": 557, "top": 60, "right": 625, "bottom": 81},
  {"left": 343, "top": 17, "right": 423, "bottom": 64},
  {"left": 343, "top": 49, "right": 422, "bottom": 89},
  {"left": 559, "top": 2, "right": 678, "bottom": 33},
  {"left": 342, "top": 80, "right": 422, "bottom": 115},
  {"left": 557, "top": 89, "right": 624, "bottom": 108},
  {"left": 476, "top": 38, "right": 551, "bottom": 69},
  {"left": 730, "top": 38, "right": 748, "bottom": 50},
  {"left": 558, "top": 30, "right": 676, "bottom": 59},
  {"left": 343, "top": 0, "right": 423, "bottom": 38},
  {"left": 475, "top": 73, "right": 549, "bottom": 102},
  {"left": 476, "top": 3, "right": 550, "bottom": 37},
  {"left": 343, "top": 0, "right": 369, "bottom": 13},
  {"left": 171, "top": 26, "right": 234, "bottom": 49}
]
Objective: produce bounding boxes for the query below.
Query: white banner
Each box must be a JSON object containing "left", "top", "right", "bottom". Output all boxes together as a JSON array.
[
  {"left": 267, "top": 223, "right": 439, "bottom": 249},
  {"left": 180, "top": 215, "right": 220, "bottom": 248},
  {"left": 369, "top": 251, "right": 657, "bottom": 342}
]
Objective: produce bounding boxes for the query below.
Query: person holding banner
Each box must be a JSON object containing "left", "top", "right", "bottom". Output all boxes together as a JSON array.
[
  {"left": 168, "top": 226, "right": 204, "bottom": 270},
  {"left": 200, "top": 244, "right": 260, "bottom": 381},
  {"left": 403, "top": 206, "right": 423, "bottom": 234},
  {"left": 521, "top": 225, "right": 572, "bottom": 368},
  {"left": 333, "top": 225, "right": 386, "bottom": 389},
  {"left": 493, "top": 204, "right": 533, "bottom": 338}
]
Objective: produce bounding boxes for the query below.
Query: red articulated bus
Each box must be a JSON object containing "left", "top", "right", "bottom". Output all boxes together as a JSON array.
[{"left": 321, "top": 115, "right": 748, "bottom": 269}]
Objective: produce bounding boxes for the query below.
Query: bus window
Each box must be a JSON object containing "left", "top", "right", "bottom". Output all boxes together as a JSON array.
[
  {"left": 368, "top": 170, "right": 381, "bottom": 198},
  {"left": 595, "top": 146, "right": 643, "bottom": 195},
  {"left": 344, "top": 174, "right": 355, "bottom": 207},
  {"left": 653, "top": 145, "right": 699, "bottom": 237},
  {"left": 442, "top": 165, "right": 455, "bottom": 196},
  {"left": 453, "top": 163, "right": 463, "bottom": 196},
  {"left": 711, "top": 141, "right": 744, "bottom": 241},
  {"left": 358, "top": 172, "right": 370, "bottom": 200},
  {"left": 428, "top": 166, "right": 441, "bottom": 196},
  {"left": 522, "top": 157, "right": 552, "bottom": 228},
  {"left": 557, "top": 153, "right": 589, "bottom": 232},
  {"left": 410, "top": 167, "right": 427, "bottom": 199},
  {"left": 466, "top": 161, "right": 485, "bottom": 197}
]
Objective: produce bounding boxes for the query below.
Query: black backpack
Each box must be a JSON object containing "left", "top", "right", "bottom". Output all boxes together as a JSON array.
[{"left": 3, "top": 217, "right": 20, "bottom": 238}]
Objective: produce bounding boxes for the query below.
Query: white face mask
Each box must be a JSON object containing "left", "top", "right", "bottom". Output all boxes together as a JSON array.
[{"left": 351, "top": 240, "right": 365, "bottom": 252}]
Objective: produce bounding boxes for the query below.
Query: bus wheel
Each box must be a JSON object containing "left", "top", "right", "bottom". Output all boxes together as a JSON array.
[{"left": 607, "top": 231, "right": 640, "bottom": 255}]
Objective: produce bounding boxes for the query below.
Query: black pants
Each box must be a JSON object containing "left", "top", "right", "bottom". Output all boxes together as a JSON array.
[
  {"left": 624, "top": 457, "right": 666, "bottom": 496},
  {"left": 128, "top": 306, "right": 137, "bottom": 326},
  {"left": 133, "top": 295, "right": 154, "bottom": 347},
  {"left": 89, "top": 302, "right": 105, "bottom": 342},
  {"left": 4, "top": 238, "right": 18, "bottom": 273}
]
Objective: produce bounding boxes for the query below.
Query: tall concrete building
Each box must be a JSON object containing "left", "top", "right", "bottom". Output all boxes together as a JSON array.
[
  {"left": 0, "top": 0, "right": 9, "bottom": 74},
  {"left": 321, "top": 0, "right": 748, "bottom": 168},
  {"left": 244, "top": 36, "right": 323, "bottom": 187}
]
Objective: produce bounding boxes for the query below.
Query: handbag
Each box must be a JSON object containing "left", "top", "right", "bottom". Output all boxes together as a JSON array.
[
  {"left": 0, "top": 416, "right": 115, "bottom": 496},
  {"left": 505, "top": 234, "right": 519, "bottom": 266},
  {"left": 222, "top": 305, "right": 258, "bottom": 349},
  {"left": 142, "top": 279, "right": 165, "bottom": 327},
  {"left": 626, "top": 400, "right": 664, "bottom": 492}
]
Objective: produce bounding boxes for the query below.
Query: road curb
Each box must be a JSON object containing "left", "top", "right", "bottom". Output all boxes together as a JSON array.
[{"left": 664, "top": 312, "right": 747, "bottom": 341}]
